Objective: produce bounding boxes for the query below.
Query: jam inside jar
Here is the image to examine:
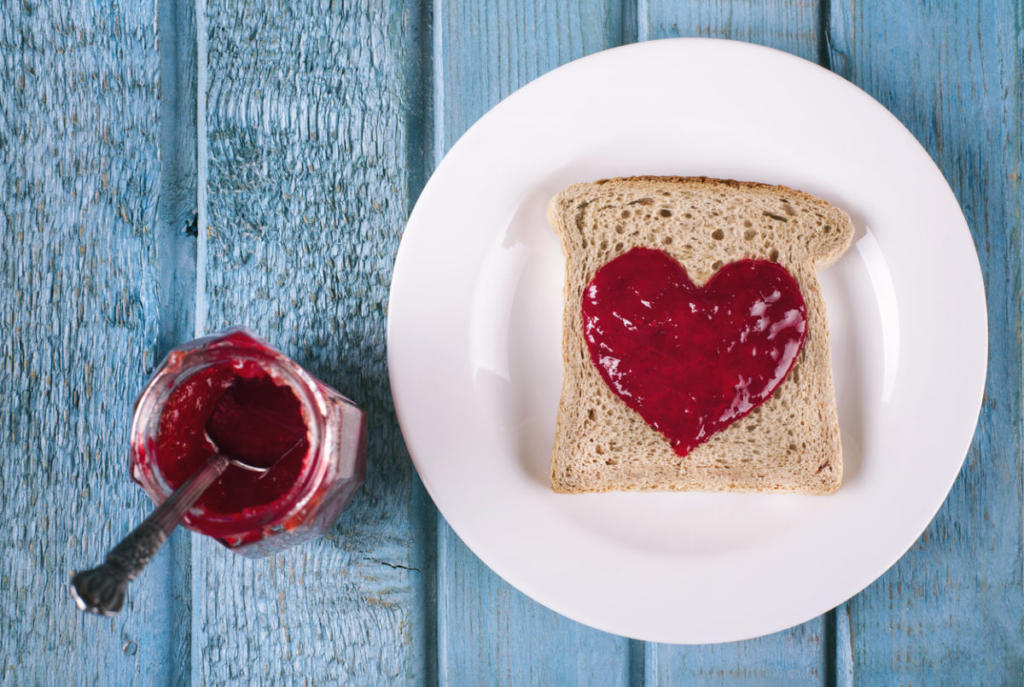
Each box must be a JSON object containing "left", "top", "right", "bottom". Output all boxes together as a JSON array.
[{"left": 130, "top": 328, "right": 366, "bottom": 557}]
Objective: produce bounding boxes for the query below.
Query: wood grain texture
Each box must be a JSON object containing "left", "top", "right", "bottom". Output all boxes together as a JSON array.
[
  {"left": 157, "top": 0, "right": 198, "bottom": 353},
  {"left": 645, "top": 621, "right": 829, "bottom": 685},
  {"left": 827, "top": 1, "right": 1024, "bottom": 683},
  {"left": 156, "top": 0, "right": 199, "bottom": 681},
  {"left": 639, "top": 2, "right": 830, "bottom": 683},
  {"left": 435, "top": 1, "right": 635, "bottom": 684},
  {"left": 439, "top": 527, "right": 632, "bottom": 687},
  {"left": 0, "top": 1, "right": 175, "bottom": 684},
  {"left": 199, "top": 0, "right": 428, "bottom": 683},
  {"left": 436, "top": 0, "right": 628, "bottom": 153},
  {"left": 643, "top": 0, "right": 823, "bottom": 62}
]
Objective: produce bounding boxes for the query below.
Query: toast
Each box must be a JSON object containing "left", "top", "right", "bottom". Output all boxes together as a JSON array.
[{"left": 548, "top": 176, "right": 853, "bottom": 494}]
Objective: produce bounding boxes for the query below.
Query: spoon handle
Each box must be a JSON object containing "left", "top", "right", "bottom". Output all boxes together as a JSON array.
[{"left": 71, "top": 454, "right": 230, "bottom": 616}]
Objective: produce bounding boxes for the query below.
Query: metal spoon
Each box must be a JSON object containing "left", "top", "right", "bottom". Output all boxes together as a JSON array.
[{"left": 70, "top": 436, "right": 271, "bottom": 616}]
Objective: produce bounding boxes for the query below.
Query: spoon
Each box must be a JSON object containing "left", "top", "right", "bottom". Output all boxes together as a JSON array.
[
  {"left": 71, "top": 380, "right": 306, "bottom": 616},
  {"left": 69, "top": 436, "right": 272, "bottom": 616}
]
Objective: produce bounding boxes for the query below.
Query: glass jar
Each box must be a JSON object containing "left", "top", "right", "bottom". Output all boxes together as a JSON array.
[{"left": 130, "top": 328, "right": 366, "bottom": 557}]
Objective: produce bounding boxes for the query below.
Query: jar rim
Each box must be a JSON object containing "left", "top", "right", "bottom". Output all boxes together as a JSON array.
[{"left": 129, "top": 328, "right": 330, "bottom": 542}]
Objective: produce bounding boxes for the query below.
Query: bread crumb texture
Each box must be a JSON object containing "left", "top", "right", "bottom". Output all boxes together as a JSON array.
[{"left": 548, "top": 177, "right": 854, "bottom": 494}]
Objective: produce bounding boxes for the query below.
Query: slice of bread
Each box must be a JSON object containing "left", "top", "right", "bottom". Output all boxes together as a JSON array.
[{"left": 548, "top": 176, "right": 854, "bottom": 494}]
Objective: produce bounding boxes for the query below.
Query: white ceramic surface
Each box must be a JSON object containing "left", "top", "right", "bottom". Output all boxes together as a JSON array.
[{"left": 387, "top": 39, "right": 987, "bottom": 644}]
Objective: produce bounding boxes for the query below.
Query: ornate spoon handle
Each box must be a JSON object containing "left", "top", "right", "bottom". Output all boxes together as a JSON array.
[{"left": 70, "top": 454, "right": 230, "bottom": 616}]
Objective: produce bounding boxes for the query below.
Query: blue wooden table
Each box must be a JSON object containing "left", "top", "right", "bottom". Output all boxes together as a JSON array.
[{"left": 2, "top": 1, "right": 1021, "bottom": 684}]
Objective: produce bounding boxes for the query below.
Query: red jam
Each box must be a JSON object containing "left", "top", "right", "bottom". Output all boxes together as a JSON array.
[
  {"left": 130, "top": 328, "right": 367, "bottom": 556},
  {"left": 582, "top": 247, "right": 807, "bottom": 456},
  {"left": 155, "top": 361, "right": 308, "bottom": 514}
]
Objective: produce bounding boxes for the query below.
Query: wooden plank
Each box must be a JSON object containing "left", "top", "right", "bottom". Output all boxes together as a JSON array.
[
  {"left": 437, "top": 0, "right": 629, "bottom": 151},
  {"left": 198, "top": 0, "right": 430, "bottom": 683},
  {"left": 642, "top": 0, "right": 823, "bottom": 62},
  {"left": 639, "top": 2, "right": 831, "bottom": 683},
  {"left": 439, "top": 527, "right": 633, "bottom": 687},
  {"left": 434, "top": 1, "right": 634, "bottom": 685},
  {"left": 157, "top": 0, "right": 199, "bottom": 353},
  {"left": 827, "top": 2, "right": 1024, "bottom": 683},
  {"left": 0, "top": 1, "right": 176, "bottom": 684},
  {"left": 156, "top": 0, "right": 199, "bottom": 681},
  {"left": 646, "top": 621, "right": 830, "bottom": 685}
]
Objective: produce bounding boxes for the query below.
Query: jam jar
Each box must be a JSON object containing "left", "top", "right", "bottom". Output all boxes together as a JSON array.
[{"left": 130, "top": 328, "right": 366, "bottom": 557}]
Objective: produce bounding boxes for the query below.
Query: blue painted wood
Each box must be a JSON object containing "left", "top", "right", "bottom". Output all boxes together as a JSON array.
[
  {"left": 827, "top": 1, "right": 1024, "bottom": 683},
  {"left": 196, "top": 0, "right": 429, "bottom": 683},
  {"left": 156, "top": 0, "right": 199, "bottom": 681},
  {"left": 640, "top": 2, "right": 830, "bottom": 683},
  {"left": 434, "top": 1, "right": 635, "bottom": 685},
  {"left": 157, "top": 0, "right": 198, "bottom": 353},
  {"left": 0, "top": 1, "right": 177, "bottom": 684},
  {"left": 643, "top": 0, "right": 823, "bottom": 62},
  {"left": 436, "top": 0, "right": 630, "bottom": 153},
  {"left": 3, "top": 0, "right": 1021, "bottom": 684},
  {"left": 646, "top": 621, "right": 830, "bottom": 685},
  {"left": 438, "top": 530, "right": 633, "bottom": 687}
]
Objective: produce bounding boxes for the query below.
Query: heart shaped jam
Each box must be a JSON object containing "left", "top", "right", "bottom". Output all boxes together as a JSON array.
[{"left": 582, "top": 247, "right": 807, "bottom": 456}]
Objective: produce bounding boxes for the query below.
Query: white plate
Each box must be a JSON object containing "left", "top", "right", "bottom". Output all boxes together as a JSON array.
[{"left": 387, "top": 39, "right": 987, "bottom": 644}]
